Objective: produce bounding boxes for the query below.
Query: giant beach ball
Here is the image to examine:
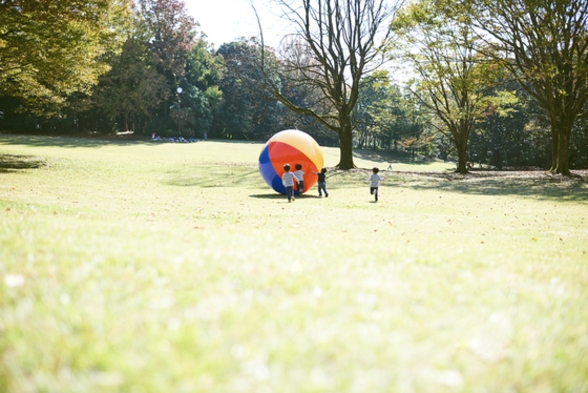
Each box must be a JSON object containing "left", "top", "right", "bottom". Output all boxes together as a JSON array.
[{"left": 259, "top": 129, "right": 324, "bottom": 195}]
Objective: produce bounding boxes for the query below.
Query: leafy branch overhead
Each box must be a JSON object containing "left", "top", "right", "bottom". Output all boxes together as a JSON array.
[{"left": 0, "top": 0, "right": 133, "bottom": 113}]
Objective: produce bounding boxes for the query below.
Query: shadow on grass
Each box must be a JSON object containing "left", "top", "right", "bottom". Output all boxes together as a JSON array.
[
  {"left": 353, "top": 148, "right": 438, "bottom": 166},
  {"left": 164, "top": 168, "right": 260, "bottom": 188},
  {"left": 395, "top": 170, "right": 588, "bottom": 202},
  {"left": 248, "top": 193, "right": 323, "bottom": 200},
  {"left": 169, "top": 165, "right": 586, "bottom": 203},
  {"left": 248, "top": 193, "right": 283, "bottom": 199},
  {"left": 0, "top": 133, "right": 259, "bottom": 150},
  {"left": 0, "top": 133, "right": 179, "bottom": 149},
  {"left": 0, "top": 154, "right": 45, "bottom": 172}
]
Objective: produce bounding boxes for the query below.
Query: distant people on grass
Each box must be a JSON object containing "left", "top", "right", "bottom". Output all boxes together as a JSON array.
[
  {"left": 151, "top": 132, "right": 197, "bottom": 143},
  {"left": 312, "top": 167, "right": 329, "bottom": 197},
  {"left": 282, "top": 164, "right": 300, "bottom": 203},
  {"left": 368, "top": 167, "right": 384, "bottom": 202},
  {"left": 293, "top": 164, "right": 305, "bottom": 195}
]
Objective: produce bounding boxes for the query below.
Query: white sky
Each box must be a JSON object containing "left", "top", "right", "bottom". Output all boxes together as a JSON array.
[{"left": 186, "top": 0, "right": 286, "bottom": 49}]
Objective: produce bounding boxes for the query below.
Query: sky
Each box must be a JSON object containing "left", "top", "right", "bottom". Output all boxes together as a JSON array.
[{"left": 185, "top": 0, "right": 285, "bottom": 49}]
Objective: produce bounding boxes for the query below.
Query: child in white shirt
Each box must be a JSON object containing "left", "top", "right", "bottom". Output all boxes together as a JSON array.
[
  {"left": 282, "top": 164, "right": 299, "bottom": 202},
  {"left": 293, "top": 163, "right": 305, "bottom": 195},
  {"left": 367, "top": 167, "right": 384, "bottom": 202}
]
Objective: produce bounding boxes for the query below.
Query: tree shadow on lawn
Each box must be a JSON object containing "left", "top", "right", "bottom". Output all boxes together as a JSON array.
[
  {"left": 2, "top": 134, "right": 262, "bottom": 149},
  {"left": 397, "top": 170, "right": 588, "bottom": 202},
  {"left": 0, "top": 154, "right": 45, "bottom": 172},
  {"left": 0, "top": 133, "right": 162, "bottom": 149},
  {"left": 353, "top": 148, "right": 438, "bottom": 166},
  {"left": 164, "top": 167, "right": 261, "bottom": 188}
]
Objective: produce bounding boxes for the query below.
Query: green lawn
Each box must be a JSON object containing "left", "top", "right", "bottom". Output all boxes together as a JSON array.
[{"left": 1, "top": 134, "right": 587, "bottom": 393}]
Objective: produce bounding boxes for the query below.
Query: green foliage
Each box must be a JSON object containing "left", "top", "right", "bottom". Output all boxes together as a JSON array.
[
  {"left": 171, "top": 41, "right": 227, "bottom": 137},
  {"left": 215, "top": 39, "right": 284, "bottom": 140},
  {"left": 91, "top": 37, "right": 170, "bottom": 131},
  {"left": 570, "top": 113, "right": 588, "bottom": 168},
  {"left": 0, "top": 0, "right": 133, "bottom": 114},
  {"left": 137, "top": 0, "right": 198, "bottom": 83},
  {"left": 392, "top": 0, "right": 514, "bottom": 172},
  {"left": 71, "top": 0, "right": 223, "bottom": 136},
  {"left": 456, "top": 0, "right": 588, "bottom": 175},
  {"left": 187, "top": 40, "right": 225, "bottom": 91},
  {"left": 356, "top": 71, "right": 433, "bottom": 156},
  {"left": 145, "top": 115, "right": 175, "bottom": 136},
  {"left": 469, "top": 84, "right": 533, "bottom": 169}
]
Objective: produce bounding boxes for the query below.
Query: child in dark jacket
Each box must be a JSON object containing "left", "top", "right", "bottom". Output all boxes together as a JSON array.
[{"left": 313, "top": 167, "right": 329, "bottom": 197}]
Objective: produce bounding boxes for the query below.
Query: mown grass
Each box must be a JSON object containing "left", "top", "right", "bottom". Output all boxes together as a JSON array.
[{"left": 1, "top": 134, "right": 587, "bottom": 393}]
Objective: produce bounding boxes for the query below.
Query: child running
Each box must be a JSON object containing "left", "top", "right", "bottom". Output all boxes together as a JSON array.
[
  {"left": 367, "top": 167, "right": 384, "bottom": 202},
  {"left": 312, "top": 167, "right": 329, "bottom": 197},
  {"left": 293, "top": 163, "right": 305, "bottom": 195},
  {"left": 282, "top": 163, "right": 299, "bottom": 202}
]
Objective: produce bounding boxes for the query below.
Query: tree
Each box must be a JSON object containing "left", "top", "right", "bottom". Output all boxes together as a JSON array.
[
  {"left": 392, "top": 0, "right": 514, "bottom": 173},
  {"left": 457, "top": 0, "right": 588, "bottom": 175},
  {"left": 181, "top": 39, "right": 225, "bottom": 137},
  {"left": 355, "top": 72, "right": 392, "bottom": 149},
  {"left": 257, "top": 0, "right": 398, "bottom": 169},
  {"left": 216, "top": 39, "right": 282, "bottom": 140},
  {"left": 91, "top": 37, "right": 170, "bottom": 131},
  {"left": 569, "top": 105, "right": 588, "bottom": 168},
  {"left": 469, "top": 83, "right": 531, "bottom": 169},
  {"left": 0, "top": 0, "right": 132, "bottom": 113},
  {"left": 137, "top": 0, "right": 198, "bottom": 114},
  {"left": 355, "top": 71, "right": 429, "bottom": 153}
]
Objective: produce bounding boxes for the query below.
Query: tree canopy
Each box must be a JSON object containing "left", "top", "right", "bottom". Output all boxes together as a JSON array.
[
  {"left": 0, "top": 0, "right": 132, "bottom": 113},
  {"left": 453, "top": 0, "right": 588, "bottom": 175},
  {"left": 392, "top": 0, "right": 517, "bottom": 173}
]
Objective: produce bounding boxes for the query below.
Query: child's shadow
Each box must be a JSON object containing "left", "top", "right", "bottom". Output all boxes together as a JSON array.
[
  {"left": 295, "top": 194, "right": 322, "bottom": 199},
  {"left": 248, "top": 193, "right": 283, "bottom": 199},
  {"left": 249, "top": 193, "right": 323, "bottom": 200}
]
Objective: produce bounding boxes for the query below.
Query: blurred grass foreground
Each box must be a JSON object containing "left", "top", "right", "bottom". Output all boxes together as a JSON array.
[{"left": 1, "top": 134, "right": 587, "bottom": 393}]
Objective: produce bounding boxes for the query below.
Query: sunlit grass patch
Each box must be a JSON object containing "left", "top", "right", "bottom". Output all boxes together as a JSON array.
[{"left": 0, "top": 135, "right": 587, "bottom": 393}]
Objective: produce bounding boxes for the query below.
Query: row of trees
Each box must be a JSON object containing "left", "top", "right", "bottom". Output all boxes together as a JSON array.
[
  {"left": 403, "top": 0, "right": 588, "bottom": 174},
  {"left": 1, "top": 0, "right": 587, "bottom": 173}
]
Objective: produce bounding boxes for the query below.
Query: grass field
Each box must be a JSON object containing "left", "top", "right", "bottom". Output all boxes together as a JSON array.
[{"left": 1, "top": 134, "right": 587, "bottom": 393}]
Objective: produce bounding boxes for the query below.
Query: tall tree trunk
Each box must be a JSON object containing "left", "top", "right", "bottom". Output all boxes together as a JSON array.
[
  {"left": 549, "top": 122, "right": 572, "bottom": 176},
  {"left": 337, "top": 121, "right": 356, "bottom": 169},
  {"left": 549, "top": 128, "right": 559, "bottom": 172},
  {"left": 456, "top": 143, "right": 468, "bottom": 174},
  {"left": 453, "top": 124, "right": 469, "bottom": 174}
]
